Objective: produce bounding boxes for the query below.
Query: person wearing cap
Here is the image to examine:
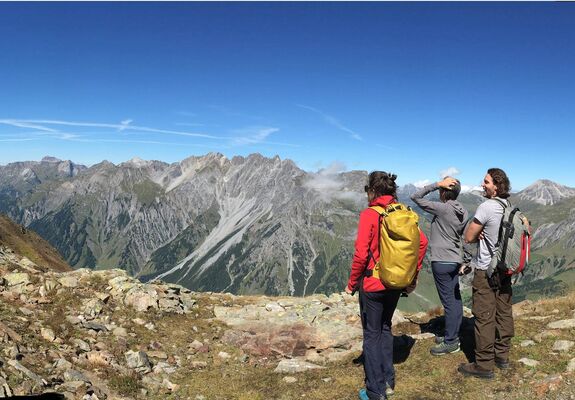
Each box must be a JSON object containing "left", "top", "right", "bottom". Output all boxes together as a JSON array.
[{"left": 410, "top": 176, "right": 470, "bottom": 356}]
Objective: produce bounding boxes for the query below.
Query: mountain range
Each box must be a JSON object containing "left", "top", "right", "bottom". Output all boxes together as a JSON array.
[{"left": 1, "top": 154, "right": 574, "bottom": 302}]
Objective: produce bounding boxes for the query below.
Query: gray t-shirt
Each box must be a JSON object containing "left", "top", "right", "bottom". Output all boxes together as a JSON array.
[{"left": 471, "top": 198, "right": 507, "bottom": 270}]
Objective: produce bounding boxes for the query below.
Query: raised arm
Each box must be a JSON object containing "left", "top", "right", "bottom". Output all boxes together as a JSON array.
[{"left": 410, "top": 177, "right": 458, "bottom": 215}]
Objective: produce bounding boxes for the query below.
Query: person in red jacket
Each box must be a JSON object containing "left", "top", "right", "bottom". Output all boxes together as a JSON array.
[{"left": 346, "top": 171, "right": 428, "bottom": 400}]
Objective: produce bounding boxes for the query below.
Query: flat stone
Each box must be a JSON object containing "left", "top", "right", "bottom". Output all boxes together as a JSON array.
[
  {"left": 547, "top": 319, "right": 575, "bottom": 330},
  {"left": 112, "top": 327, "right": 129, "bottom": 337},
  {"left": 72, "top": 338, "right": 91, "bottom": 353},
  {"left": 518, "top": 358, "right": 540, "bottom": 367},
  {"left": 522, "top": 316, "right": 552, "bottom": 321},
  {"left": 217, "top": 351, "right": 231, "bottom": 360},
  {"left": 64, "top": 369, "right": 90, "bottom": 383},
  {"left": 82, "top": 321, "right": 107, "bottom": 332},
  {"left": 154, "top": 362, "right": 177, "bottom": 375},
  {"left": 65, "top": 316, "right": 82, "bottom": 325},
  {"left": 147, "top": 351, "right": 168, "bottom": 360},
  {"left": 18, "top": 307, "right": 34, "bottom": 316},
  {"left": 4, "top": 273, "right": 30, "bottom": 286},
  {"left": 283, "top": 376, "right": 297, "bottom": 383},
  {"left": 189, "top": 361, "right": 208, "bottom": 369},
  {"left": 534, "top": 330, "right": 560, "bottom": 343},
  {"left": 552, "top": 340, "right": 574, "bottom": 352},
  {"left": 124, "top": 288, "right": 159, "bottom": 312},
  {"left": 59, "top": 276, "right": 79, "bottom": 288},
  {"left": 274, "top": 359, "right": 325, "bottom": 373},
  {"left": 520, "top": 340, "right": 536, "bottom": 347},
  {"left": 567, "top": 358, "right": 575, "bottom": 373},
  {"left": 265, "top": 303, "right": 285, "bottom": 313},
  {"left": 189, "top": 340, "right": 204, "bottom": 350},
  {"left": 410, "top": 332, "right": 435, "bottom": 340},
  {"left": 41, "top": 327, "right": 56, "bottom": 342},
  {"left": 54, "top": 358, "right": 73, "bottom": 371}
]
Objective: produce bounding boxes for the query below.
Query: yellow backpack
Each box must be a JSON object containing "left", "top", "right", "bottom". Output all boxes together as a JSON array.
[{"left": 369, "top": 203, "right": 421, "bottom": 289}]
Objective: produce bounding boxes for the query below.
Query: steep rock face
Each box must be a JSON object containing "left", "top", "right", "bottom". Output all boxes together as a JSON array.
[{"left": 518, "top": 180, "right": 575, "bottom": 205}]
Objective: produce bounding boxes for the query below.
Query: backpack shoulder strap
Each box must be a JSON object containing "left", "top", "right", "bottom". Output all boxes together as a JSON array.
[
  {"left": 369, "top": 205, "right": 385, "bottom": 215},
  {"left": 367, "top": 206, "right": 384, "bottom": 267},
  {"left": 493, "top": 197, "right": 512, "bottom": 209}
]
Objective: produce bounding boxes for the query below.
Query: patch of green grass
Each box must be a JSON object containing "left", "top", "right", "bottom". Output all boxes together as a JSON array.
[{"left": 108, "top": 372, "right": 142, "bottom": 397}]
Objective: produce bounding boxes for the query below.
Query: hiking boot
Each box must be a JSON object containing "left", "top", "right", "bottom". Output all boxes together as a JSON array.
[
  {"left": 434, "top": 336, "right": 444, "bottom": 344},
  {"left": 358, "top": 388, "right": 370, "bottom": 400},
  {"left": 495, "top": 358, "right": 510, "bottom": 370},
  {"left": 430, "top": 341, "right": 460, "bottom": 356},
  {"left": 359, "top": 388, "right": 385, "bottom": 400},
  {"left": 457, "top": 362, "right": 494, "bottom": 379},
  {"left": 385, "top": 384, "right": 395, "bottom": 397}
]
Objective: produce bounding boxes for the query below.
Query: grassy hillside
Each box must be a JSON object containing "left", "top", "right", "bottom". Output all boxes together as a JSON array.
[{"left": 0, "top": 213, "right": 71, "bottom": 272}]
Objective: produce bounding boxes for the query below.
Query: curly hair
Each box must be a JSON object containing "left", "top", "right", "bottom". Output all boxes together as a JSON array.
[
  {"left": 367, "top": 171, "right": 397, "bottom": 198},
  {"left": 487, "top": 168, "right": 511, "bottom": 199}
]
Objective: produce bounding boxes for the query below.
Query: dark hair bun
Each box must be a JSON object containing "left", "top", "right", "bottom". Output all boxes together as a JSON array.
[{"left": 368, "top": 171, "right": 398, "bottom": 198}]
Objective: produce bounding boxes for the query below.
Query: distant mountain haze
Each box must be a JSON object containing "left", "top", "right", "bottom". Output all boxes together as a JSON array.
[{"left": 1, "top": 153, "right": 574, "bottom": 302}]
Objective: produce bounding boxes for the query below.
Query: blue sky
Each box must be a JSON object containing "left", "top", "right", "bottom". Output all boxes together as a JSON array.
[{"left": 1, "top": 2, "right": 574, "bottom": 190}]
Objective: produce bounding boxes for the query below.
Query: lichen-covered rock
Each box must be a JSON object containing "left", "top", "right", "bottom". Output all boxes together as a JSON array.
[{"left": 125, "top": 350, "right": 152, "bottom": 374}]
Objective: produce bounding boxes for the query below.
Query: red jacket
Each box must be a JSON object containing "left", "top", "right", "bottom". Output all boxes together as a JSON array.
[{"left": 346, "top": 195, "right": 428, "bottom": 293}]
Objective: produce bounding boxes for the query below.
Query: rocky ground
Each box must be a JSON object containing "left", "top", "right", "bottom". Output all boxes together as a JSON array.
[{"left": 1, "top": 244, "right": 575, "bottom": 399}]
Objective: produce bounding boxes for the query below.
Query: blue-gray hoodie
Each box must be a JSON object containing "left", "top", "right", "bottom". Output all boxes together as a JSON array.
[{"left": 410, "top": 183, "right": 471, "bottom": 263}]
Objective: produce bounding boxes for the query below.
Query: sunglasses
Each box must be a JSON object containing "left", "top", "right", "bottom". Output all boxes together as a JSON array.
[{"left": 364, "top": 185, "right": 370, "bottom": 193}]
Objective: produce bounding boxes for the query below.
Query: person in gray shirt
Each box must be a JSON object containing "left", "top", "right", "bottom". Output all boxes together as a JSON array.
[
  {"left": 411, "top": 176, "right": 470, "bottom": 356},
  {"left": 458, "top": 168, "right": 513, "bottom": 380}
]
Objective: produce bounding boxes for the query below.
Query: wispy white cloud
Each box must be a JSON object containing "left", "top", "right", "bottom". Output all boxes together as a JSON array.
[
  {"left": 303, "top": 161, "right": 364, "bottom": 204},
  {"left": 0, "top": 119, "right": 222, "bottom": 139},
  {"left": 118, "top": 119, "right": 133, "bottom": 132},
  {"left": 0, "top": 120, "right": 59, "bottom": 132},
  {"left": 0, "top": 118, "right": 299, "bottom": 148},
  {"left": 413, "top": 179, "right": 431, "bottom": 188},
  {"left": 297, "top": 104, "right": 363, "bottom": 141},
  {"left": 69, "top": 138, "right": 217, "bottom": 147},
  {"left": 229, "top": 127, "right": 298, "bottom": 148},
  {"left": 0, "top": 138, "right": 35, "bottom": 142},
  {"left": 231, "top": 127, "right": 278, "bottom": 145},
  {"left": 461, "top": 185, "right": 483, "bottom": 193},
  {"left": 439, "top": 167, "right": 460, "bottom": 178}
]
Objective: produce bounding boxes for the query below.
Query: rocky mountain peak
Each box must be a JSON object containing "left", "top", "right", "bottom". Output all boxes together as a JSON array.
[
  {"left": 518, "top": 179, "right": 575, "bottom": 205},
  {"left": 40, "top": 156, "right": 62, "bottom": 163}
]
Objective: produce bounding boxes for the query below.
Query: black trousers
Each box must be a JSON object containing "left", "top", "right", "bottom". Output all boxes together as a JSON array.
[{"left": 360, "top": 289, "right": 401, "bottom": 399}]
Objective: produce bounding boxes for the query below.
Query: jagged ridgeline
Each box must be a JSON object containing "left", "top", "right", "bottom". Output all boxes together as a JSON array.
[
  {"left": 0, "top": 154, "right": 366, "bottom": 296},
  {"left": 1, "top": 154, "right": 574, "bottom": 300}
]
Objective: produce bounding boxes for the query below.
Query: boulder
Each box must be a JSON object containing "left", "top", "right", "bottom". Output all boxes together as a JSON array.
[
  {"left": 4, "top": 273, "right": 30, "bottom": 287},
  {"left": 125, "top": 350, "right": 152, "bottom": 374}
]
